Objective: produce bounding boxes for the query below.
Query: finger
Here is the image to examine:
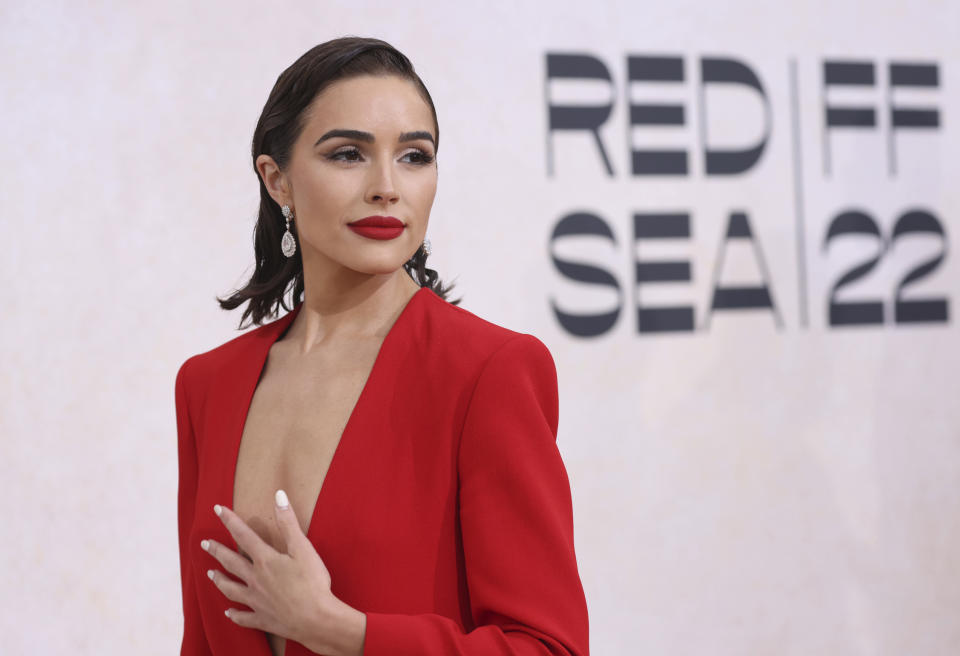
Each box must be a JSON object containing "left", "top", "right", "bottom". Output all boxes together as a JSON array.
[
  {"left": 214, "top": 504, "right": 273, "bottom": 564},
  {"left": 225, "top": 607, "right": 262, "bottom": 630},
  {"left": 207, "top": 568, "right": 251, "bottom": 605},
  {"left": 201, "top": 539, "right": 254, "bottom": 583},
  {"left": 273, "top": 489, "right": 307, "bottom": 558}
]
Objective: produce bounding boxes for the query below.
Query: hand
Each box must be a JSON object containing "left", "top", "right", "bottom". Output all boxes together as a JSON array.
[{"left": 201, "top": 490, "right": 344, "bottom": 651}]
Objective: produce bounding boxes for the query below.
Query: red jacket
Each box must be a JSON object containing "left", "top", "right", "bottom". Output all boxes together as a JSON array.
[{"left": 175, "top": 286, "right": 590, "bottom": 655}]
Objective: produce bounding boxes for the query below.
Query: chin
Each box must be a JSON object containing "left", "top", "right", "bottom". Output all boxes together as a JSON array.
[{"left": 348, "top": 253, "right": 412, "bottom": 276}]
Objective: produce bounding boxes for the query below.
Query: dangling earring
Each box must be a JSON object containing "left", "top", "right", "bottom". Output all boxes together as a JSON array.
[
  {"left": 422, "top": 238, "right": 432, "bottom": 255},
  {"left": 281, "top": 204, "right": 297, "bottom": 257}
]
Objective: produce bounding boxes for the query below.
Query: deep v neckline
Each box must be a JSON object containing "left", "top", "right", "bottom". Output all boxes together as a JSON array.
[{"left": 228, "top": 286, "right": 427, "bottom": 548}]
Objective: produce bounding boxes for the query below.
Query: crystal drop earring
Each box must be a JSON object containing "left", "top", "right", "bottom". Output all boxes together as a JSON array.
[
  {"left": 280, "top": 204, "right": 297, "bottom": 258},
  {"left": 422, "top": 238, "right": 432, "bottom": 255}
]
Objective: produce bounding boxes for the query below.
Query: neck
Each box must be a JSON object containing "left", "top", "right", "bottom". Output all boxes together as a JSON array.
[{"left": 285, "top": 255, "right": 421, "bottom": 355}]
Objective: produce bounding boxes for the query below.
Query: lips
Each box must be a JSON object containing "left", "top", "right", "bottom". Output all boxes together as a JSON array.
[
  {"left": 349, "top": 215, "right": 403, "bottom": 228},
  {"left": 347, "top": 215, "right": 405, "bottom": 240}
]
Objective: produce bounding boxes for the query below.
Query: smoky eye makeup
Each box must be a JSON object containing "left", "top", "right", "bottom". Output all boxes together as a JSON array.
[
  {"left": 326, "top": 147, "right": 362, "bottom": 162},
  {"left": 325, "top": 145, "right": 435, "bottom": 165},
  {"left": 404, "top": 148, "right": 435, "bottom": 164}
]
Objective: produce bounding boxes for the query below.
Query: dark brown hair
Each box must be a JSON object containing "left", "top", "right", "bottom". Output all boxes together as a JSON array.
[{"left": 217, "top": 36, "right": 457, "bottom": 329}]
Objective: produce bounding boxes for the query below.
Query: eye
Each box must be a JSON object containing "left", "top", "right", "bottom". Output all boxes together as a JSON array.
[
  {"left": 402, "top": 148, "right": 435, "bottom": 165},
  {"left": 328, "top": 147, "right": 363, "bottom": 162},
  {"left": 327, "top": 146, "right": 435, "bottom": 165}
]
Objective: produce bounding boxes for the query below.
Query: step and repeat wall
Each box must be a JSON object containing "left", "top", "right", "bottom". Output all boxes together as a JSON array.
[{"left": 2, "top": 1, "right": 957, "bottom": 654}]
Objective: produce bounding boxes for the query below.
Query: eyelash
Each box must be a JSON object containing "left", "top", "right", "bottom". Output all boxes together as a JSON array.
[{"left": 327, "top": 146, "right": 435, "bottom": 165}]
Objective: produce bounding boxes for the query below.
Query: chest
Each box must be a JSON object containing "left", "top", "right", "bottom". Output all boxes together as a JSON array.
[{"left": 231, "top": 340, "right": 382, "bottom": 557}]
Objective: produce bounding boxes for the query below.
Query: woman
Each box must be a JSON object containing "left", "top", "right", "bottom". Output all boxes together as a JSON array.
[{"left": 175, "top": 36, "right": 589, "bottom": 656}]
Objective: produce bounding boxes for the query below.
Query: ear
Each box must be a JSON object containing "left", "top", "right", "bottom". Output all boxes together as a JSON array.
[{"left": 255, "top": 154, "right": 291, "bottom": 207}]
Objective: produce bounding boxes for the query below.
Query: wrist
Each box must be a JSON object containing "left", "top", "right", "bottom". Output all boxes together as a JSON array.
[{"left": 305, "top": 596, "right": 366, "bottom": 656}]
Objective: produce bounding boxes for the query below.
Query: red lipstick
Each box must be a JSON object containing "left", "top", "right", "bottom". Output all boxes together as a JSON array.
[{"left": 347, "top": 215, "right": 405, "bottom": 240}]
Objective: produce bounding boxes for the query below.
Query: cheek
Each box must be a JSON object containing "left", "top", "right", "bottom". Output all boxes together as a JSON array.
[
  {"left": 296, "top": 173, "right": 348, "bottom": 216},
  {"left": 414, "top": 176, "right": 438, "bottom": 209}
]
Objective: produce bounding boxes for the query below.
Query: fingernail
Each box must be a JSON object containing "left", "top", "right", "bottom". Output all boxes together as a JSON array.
[
  {"left": 207, "top": 569, "right": 215, "bottom": 580},
  {"left": 214, "top": 504, "right": 222, "bottom": 516},
  {"left": 201, "top": 539, "right": 210, "bottom": 551},
  {"left": 276, "top": 489, "right": 289, "bottom": 509}
]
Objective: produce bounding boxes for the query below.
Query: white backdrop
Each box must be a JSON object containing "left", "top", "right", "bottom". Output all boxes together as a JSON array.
[{"left": 2, "top": 1, "right": 958, "bottom": 654}]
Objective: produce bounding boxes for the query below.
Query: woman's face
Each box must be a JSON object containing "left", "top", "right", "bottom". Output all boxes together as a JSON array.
[{"left": 261, "top": 74, "right": 438, "bottom": 278}]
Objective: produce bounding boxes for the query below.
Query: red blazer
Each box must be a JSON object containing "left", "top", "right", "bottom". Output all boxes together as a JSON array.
[{"left": 175, "top": 286, "right": 590, "bottom": 655}]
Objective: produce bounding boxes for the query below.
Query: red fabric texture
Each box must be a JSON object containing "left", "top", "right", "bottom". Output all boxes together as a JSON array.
[{"left": 175, "top": 287, "right": 589, "bottom": 655}]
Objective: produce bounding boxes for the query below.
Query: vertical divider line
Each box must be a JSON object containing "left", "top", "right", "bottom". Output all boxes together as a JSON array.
[{"left": 789, "top": 57, "right": 810, "bottom": 329}]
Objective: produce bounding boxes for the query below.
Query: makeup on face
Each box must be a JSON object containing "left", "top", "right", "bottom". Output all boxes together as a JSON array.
[{"left": 346, "top": 215, "right": 405, "bottom": 240}]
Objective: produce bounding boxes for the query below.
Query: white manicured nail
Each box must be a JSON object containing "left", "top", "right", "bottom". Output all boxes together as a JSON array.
[
  {"left": 214, "top": 504, "right": 222, "bottom": 516},
  {"left": 201, "top": 539, "right": 210, "bottom": 551},
  {"left": 276, "top": 489, "right": 289, "bottom": 509}
]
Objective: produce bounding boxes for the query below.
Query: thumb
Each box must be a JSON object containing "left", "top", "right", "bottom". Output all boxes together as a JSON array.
[{"left": 274, "top": 489, "right": 306, "bottom": 557}]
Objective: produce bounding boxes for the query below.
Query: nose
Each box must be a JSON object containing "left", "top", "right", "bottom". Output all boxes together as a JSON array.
[{"left": 365, "top": 158, "right": 399, "bottom": 205}]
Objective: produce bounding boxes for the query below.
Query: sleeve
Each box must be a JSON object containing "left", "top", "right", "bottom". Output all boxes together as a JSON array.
[
  {"left": 362, "top": 334, "right": 590, "bottom": 655},
  {"left": 175, "top": 358, "right": 213, "bottom": 656}
]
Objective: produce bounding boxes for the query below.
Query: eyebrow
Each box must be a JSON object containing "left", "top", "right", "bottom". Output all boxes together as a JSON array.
[{"left": 314, "top": 129, "right": 435, "bottom": 148}]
